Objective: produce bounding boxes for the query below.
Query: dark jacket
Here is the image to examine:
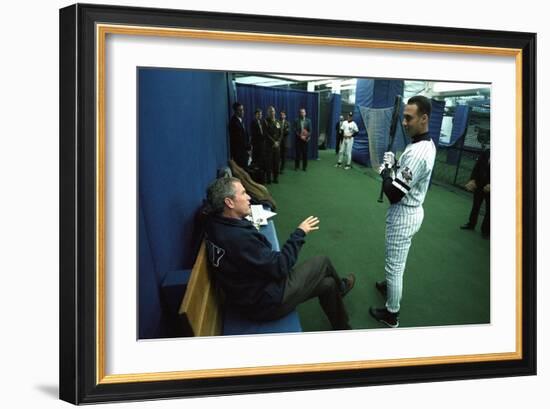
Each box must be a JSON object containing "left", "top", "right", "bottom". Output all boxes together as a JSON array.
[
  {"left": 264, "top": 118, "right": 282, "bottom": 148},
  {"left": 204, "top": 215, "right": 306, "bottom": 318},
  {"left": 250, "top": 118, "right": 266, "bottom": 165},
  {"left": 280, "top": 119, "right": 290, "bottom": 146},
  {"left": 228, "top": 115, "right": 250, "bottom": 168},
  {"left": 470, "top": 148, "right": 490, "bottom": 188}
]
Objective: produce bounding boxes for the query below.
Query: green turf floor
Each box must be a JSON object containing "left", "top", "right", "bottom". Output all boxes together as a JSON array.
[{"left": 267, "top": 149, "right": 490, "bottom": 331}]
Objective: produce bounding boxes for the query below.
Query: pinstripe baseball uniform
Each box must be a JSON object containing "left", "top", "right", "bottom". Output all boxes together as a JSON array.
[
  {"left": 338, "top": 120, "right": 359, "bottom": 167},
  {"left": 384, "top": 133, "right": 436, "bottom": 313}
]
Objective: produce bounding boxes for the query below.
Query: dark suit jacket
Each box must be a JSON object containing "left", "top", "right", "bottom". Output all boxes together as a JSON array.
[
  {"left": 228, "top": 115, "right": 250, "bottom": 167},
  {"left": 470, "top": 148, "right": 490, "bottom": 188},
  {"left": 250, "top": 118, "right": 266, "bottom": 164}
]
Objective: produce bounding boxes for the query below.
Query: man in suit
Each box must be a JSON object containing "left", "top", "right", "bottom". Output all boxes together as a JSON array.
[
  {"left": 279, "top": 110, "right": 290, "bottom": 174},
  {"left": 250, "top": 108, "right": 266, "bottom": 182},
  {"left": 460, "top": 148, "right": 490, "bottom": 239},
  {"left": 228, "top": 102, "right": 250, "bottom": 170},
  {"left": 293, "top": 107, "right": 312, "bottom": 171},
  {"left": 264, "top": 106, "right": 282, "bottom": 184}
]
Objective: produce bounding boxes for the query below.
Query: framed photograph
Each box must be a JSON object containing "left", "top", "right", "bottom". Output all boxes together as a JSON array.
[{"left": 59, "top": 3, "right": 536, "bottom": 404}]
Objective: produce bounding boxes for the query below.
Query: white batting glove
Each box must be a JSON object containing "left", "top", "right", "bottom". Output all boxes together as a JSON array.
[{"left": 383, "top": 151, "right": 396, "bottom": 168}]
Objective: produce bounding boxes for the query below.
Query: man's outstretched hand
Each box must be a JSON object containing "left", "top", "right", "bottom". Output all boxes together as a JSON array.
[{"left": 298, "top": 216, "right": 320, "bottom": 235}]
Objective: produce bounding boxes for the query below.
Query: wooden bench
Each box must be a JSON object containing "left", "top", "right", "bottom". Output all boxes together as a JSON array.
[{"left": 178, "top": 220, "right": 302, "bottom": 337}]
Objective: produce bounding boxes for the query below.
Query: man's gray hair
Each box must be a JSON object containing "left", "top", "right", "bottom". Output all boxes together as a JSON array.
[{"left": 206, "top": 176, "right": 241, "bottom": 214}]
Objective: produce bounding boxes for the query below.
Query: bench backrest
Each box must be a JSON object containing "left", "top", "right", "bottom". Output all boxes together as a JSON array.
[{"left": 178, "top": 241, "right": 222, "bottom": 336}]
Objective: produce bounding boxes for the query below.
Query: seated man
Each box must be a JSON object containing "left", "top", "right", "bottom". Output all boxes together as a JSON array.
[{"left": 204, "top": 176, "right": 355, "bottom": 330}]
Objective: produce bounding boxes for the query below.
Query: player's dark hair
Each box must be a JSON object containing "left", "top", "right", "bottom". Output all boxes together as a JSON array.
[{"left": 407, "top": 95, "right": 432, "bottom": 118}]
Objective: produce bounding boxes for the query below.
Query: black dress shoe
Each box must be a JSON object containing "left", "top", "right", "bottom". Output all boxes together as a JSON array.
[
  {"left": 460, "top": 223, "right": 475, "bottom": 230},
  {"left": 369, "top": 306, "right": 399, "bottom": 328}
]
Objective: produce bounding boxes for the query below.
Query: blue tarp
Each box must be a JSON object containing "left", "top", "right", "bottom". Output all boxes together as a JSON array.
[
  {"left": 326, "top": 93, "right": 342, "bottom": 149},
  {"left": 352, "top": 79, "right": 405, "bottom": 166},
  {"left": 442, "top": 105, "right": 471, "bottom": 165},
  {"left": 359, "top": 105, "right": 406, "bottom": 169},
  {"left": 429, "top": 99, "right": 446, "bottom": 148}
]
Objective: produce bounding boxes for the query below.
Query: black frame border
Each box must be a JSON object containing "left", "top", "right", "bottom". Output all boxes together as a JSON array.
[{"left": 59, "top": 3, "right": 536, "bottom": 404}]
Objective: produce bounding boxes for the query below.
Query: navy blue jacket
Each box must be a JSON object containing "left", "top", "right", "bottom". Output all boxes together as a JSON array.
[{"left": 204, "top": 215, "right": 305, "bottom": 318}]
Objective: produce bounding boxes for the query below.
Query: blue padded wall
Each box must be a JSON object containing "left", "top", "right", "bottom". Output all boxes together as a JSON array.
[
  {"left": 138, "top": 68, "right": 229, "bottom": 339},
  {"left": 138, "top": 205, "right": 163, "bottom": 339}
]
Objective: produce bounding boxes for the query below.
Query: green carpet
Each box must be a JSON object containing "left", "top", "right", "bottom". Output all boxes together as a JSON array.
[{"left": 267, "top": 150, "right": 490, "bottom": 331}]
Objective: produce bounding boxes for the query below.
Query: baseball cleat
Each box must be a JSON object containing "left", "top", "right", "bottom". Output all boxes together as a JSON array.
[{"left": 369, "top": 306, "right": 399, "bottom": 328}]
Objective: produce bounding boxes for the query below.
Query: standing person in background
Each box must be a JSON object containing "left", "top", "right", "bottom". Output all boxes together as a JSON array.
[
  {"left": 228, "top": 102, "right": 250, "bottom": 170},
  {"left": 335, "top": 115, "right": 345, "bottom": 155},
  {"left": 264, "top": 106, "right": 282, "bottom": 184},
  {"left": 293, "top": 107, "right": 312, "bottom": 171},
  {"left": 250, "top": 108, "right": 266, "bottom": 183},
  {"left": 279, "top": 110, "right": 290, "bottom": 174},
  {"left": 370, "top": 95, "right": 436, "bottom": 328},
  {"left": 460, "top": 148, "right": 490, "bottom": 239},
  {"left": 335, "top": 112, "right": 359, "bottom": 170}
]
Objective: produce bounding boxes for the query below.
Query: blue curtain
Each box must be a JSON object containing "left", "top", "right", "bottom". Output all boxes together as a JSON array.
[
  {"left": 138, "top": 68, "right": 229, "bottom": 338},
  {"left": 236, "top": 83, "right": 320, "bottom": 159},
  {"left": 326, "top": 93, "right": 342, "bottom": 149}
]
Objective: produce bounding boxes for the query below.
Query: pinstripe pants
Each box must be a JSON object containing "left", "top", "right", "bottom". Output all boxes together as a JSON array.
[
  {"left": 338, "top": 137, "right": 354, "bottom": 166},
  {"left": 385, "top": 204, "right": 424, "bottom": 313}
]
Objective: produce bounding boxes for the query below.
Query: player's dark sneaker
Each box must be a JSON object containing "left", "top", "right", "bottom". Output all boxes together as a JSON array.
[
  {"left": 340, "top": 273, "right": 356, "bottom": 297},
  {"left": 375, "top": 280, "right": 387, "bottom": 298},
  {"left": 460, "top": 223, "right": 475, "bottom": 230},
  {"left": 369, "top": 306, "right": 399, "bottom": 328}
]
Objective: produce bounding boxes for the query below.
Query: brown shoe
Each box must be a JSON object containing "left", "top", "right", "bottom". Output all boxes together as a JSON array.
[{"left": 341, "top": 273, "right": 356, "bottom": 297}]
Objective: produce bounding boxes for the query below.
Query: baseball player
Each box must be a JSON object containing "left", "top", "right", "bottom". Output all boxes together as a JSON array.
[
  {"left": 335, "top": 112, "right": 359, "bottom": 169},
  {"left": 369, "top": 95, "right": 436, "bottom": 328}
]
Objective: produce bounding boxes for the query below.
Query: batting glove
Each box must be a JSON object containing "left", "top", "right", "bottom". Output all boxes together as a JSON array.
[{"left": 383, "top": 151, "right": 396, "bottom": 168}]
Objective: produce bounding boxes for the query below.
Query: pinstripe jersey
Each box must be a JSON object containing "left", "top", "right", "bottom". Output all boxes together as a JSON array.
[{"left": 392, "top": 136, "right": 436, "bottom": 207}]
